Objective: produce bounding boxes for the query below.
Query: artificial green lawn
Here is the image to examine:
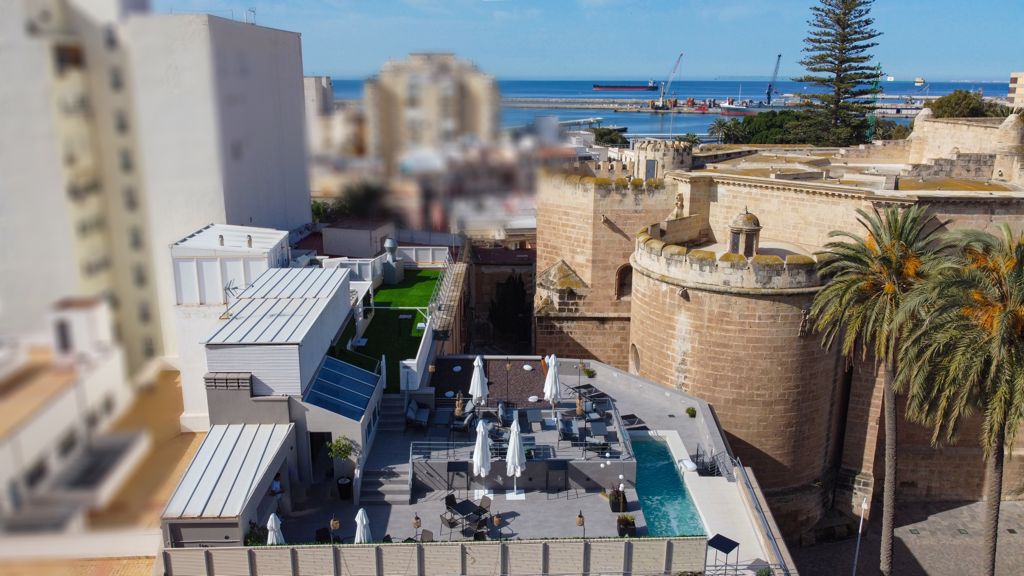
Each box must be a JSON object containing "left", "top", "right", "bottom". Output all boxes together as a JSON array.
[
  {"left": 330, "top": 310, "right": 427, "bottom": 392},
  {"left": 372, "top": 269, "right": 441, "bottom": 308}
]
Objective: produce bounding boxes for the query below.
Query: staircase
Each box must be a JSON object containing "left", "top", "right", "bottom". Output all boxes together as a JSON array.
[
  {"left": 378, "top": 394, "right": 407, "bottom": 432},
  {"left": 359, "top": 467, "right": 411, "bottom": 505}
]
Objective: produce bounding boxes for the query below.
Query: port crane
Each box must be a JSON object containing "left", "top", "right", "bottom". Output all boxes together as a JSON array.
[
  {"left": 765, "top": 54, "right": 782, "bottom": 106},
  {"left": 655, "top": 51, "right": 684, "bottom": 110}
]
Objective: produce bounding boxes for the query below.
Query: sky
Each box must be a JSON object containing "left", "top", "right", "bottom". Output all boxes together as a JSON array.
[{"left": 152, "top": 0, "right": 1021, "bottom": 82}]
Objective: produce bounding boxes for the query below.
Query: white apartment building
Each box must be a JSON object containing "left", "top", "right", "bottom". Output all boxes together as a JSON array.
[
  {"left": 171, "top": 224, "right": 291, "bottom": 431},
  {"left": 0, "top": 0, "right": 312, "bottom": 380}
]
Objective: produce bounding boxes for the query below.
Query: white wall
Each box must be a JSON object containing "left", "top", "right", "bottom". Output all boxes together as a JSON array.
[
  {"left": 322, "top": 224, "right": 395, "bottom": 258},
  {"left": 205, "top": 344, "right": 300, "bottom": 396}
]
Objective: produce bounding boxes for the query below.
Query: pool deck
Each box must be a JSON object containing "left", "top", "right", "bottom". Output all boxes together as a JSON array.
[{"left": 560, "top": 360, "right": 773, "bottom": 573}]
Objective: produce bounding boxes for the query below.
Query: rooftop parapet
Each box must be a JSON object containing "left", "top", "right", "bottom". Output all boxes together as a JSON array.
[{"left": 633, "top": 234, "right": 822, "bottom": 293}]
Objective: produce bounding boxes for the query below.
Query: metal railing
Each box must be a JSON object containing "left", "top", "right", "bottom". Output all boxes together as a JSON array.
[{"left": 731, "top": 455, "right": 792, "bottom": 576}]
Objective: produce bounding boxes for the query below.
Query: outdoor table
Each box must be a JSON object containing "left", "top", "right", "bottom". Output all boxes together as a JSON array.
[
  {"left": 526, "top": 409, "right": 543, "bottom": 431},
  {"left": 589, "top": 420, "right": 608, "bottom": 438}
]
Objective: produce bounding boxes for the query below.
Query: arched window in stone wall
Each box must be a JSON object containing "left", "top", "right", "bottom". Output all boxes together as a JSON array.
[
  {"left": 630, "top": 343, "right": 640, "bottom": 375},
  {"left": 615, "top": 264, "right": 633, "bottom": 300}
]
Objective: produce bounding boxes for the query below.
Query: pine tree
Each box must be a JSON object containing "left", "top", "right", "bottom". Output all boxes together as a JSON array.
[{"left": 794, "top": 0, "right": 882, "bottom": 146}]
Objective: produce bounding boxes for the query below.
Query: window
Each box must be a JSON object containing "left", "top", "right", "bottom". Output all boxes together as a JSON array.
[
  {"left": 53, "top": 45, "right": 84, "bottom": 75},
  {"left": 25, "top": 460, "right": 47, "bottom": 489},
  {"left": 120, "top": 149, "right": 133, "bottom": 173},
  {"left": 130, "top": 227, "right": 143, "bottom": 251},
  {"left": 58, "top": 430, "right": 78, "bottom": 458},
  {"left": 103, "top": 394, "right": 116, "bottom": 416},
  {"left": 133, "top": 265, "right": 147, "bottom": 287},
  {"left": 123, "top": 187, "right": 137, "bottom": 211},
  {"left": 138, "top": 301, "right": 151, "bottom": 324},
  {"left": 110, "top": 67, "right": 123, "bottom": 91},
  {"left": 115, "top": 109, "right": 128, "bottom": 134},
  {"left": 55, "top": 320, "right": 72, "bottom": 354},
  {"left": 230, "top": 140, "right": 243, "bottom": 162},
  {"left": 142, "top": 337, "right": 155, "bottom": 359},
  {"left": 104, "top": 26, "right": 118, "bottom": 50},
  {"left": 615, "top": 264, "right": 633, "bottom": 300}
]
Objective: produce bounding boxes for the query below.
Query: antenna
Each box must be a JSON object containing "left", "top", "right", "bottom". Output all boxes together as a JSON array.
[
  {"left": 246, "top": 8, "right": 256, "bottom": 24},
  {"left": 221, "top": 279, "right": 242, "bottom": 318}
]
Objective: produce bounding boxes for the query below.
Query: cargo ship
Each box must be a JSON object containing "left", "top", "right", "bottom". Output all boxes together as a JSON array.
[{"left": 592, "top": 80, "right": 658, "bottom": 92}]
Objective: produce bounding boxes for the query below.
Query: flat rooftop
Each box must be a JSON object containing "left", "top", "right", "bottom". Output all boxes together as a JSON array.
[
  {"left": 172, "top": 223, "right": 288, "bottom": 253},
  {"left": 0, "top": 347, "right": 76, "bottom": 439},
  {"left": 205, "top": 268, "right": 347, "bottom": 345}
]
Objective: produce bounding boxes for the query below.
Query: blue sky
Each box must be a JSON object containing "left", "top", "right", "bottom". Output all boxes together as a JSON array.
[{"left": 153, "top": 0, "right": 1020, "bottom": 81}]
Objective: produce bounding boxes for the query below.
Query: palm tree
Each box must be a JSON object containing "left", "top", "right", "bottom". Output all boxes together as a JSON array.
[
  {"left": 708, "top": 118, "right": 730, "bottom": 143},
  {"left": 810, "top": 205, "right": 942, "bottom": 576},
  {"left": 895, "top": 224, "right": 1024, "bottom": 576}
]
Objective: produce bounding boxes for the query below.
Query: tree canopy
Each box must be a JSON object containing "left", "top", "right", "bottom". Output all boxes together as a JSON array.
[
  {"left": 793, "top": 0, "right": 882, "bottom": 146},
  {"left": 926, "top": 89, "right": 1014, "bottom": 118}
]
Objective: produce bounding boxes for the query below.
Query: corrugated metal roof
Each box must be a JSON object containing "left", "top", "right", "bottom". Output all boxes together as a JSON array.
[
  {"left": 162, "top": 423, "right": 293, "bottom": 520},
  {"left": 204, "top": 268, "right": 347, "bottom": 345},
  {"left": 172, "top": 223, "right": 288, "bottom": 252}
]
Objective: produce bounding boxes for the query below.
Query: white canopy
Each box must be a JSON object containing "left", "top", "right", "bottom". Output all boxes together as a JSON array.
[
  {"left": 354, "top": 508, "right": 373, "bottom": 544},
  {"left": 469, "top": 355, "right": 489, "bottom": 406},
  {"left": 473, "top": 419, "right": 492, "bottom": 478},
  {"left": 505, "top": 418, "right": 526, "bottom": 479},
  {"left": 266, "top": 513, "right": 284, "bottom": 545},
  {"left": 543, "top": 354, "right": 562, "bottom": 406}
]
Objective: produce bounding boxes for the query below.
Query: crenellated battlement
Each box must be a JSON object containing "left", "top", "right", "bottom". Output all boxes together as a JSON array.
[{"left": 632, "top": 230, "right": 822, "bottom": 292}]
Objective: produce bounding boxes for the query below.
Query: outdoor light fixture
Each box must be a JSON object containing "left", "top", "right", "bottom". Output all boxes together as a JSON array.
[
  {"left": 576, "top": 510, "right": 585, "bottom": 539},
  {"left": 428, "top": 364, "right": 436, "bottom": 374},
  {"left": 413, "top": 513, "right": 421, "bottom": 530}
]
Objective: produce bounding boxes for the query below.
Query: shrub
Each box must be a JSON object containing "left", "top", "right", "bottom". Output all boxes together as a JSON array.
[
  {"left": 327, "top": 436, "right": 357, "bottom": 461},
  {"left": 617, "top": 513, "right": 635, "bottom": 524},
  {"left": 756, "top": 569, "right": 775, "bottom": 576},
  {"left": 629, "top": 178, "right": 644, "bottom": 189},
  {"left": 614, "top": 177, "right": 629, "bottom": 189},
  {"left": 245, "top": 521, "right": 268, "bottom": 546},
  {"left": 583, "top": 367, "right": 597, "bottom": 378},
  {"left": 686, "top": 406, "right": 697, "bottom": 418}
]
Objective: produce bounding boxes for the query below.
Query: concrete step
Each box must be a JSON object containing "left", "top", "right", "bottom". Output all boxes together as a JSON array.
[{"left": 359, "top": 493, "right": 410, "bottom": 505}]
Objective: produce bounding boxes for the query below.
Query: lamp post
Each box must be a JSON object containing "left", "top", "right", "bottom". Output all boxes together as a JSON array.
[
  {"left": 576, "top": 510, "right": 585, "bottom": 540},
  {"left": 851, "top": 496, "right": 868, "bottom": 575},
  {"left": 413, "top": 513, "right": 422, "bottom": 540}
]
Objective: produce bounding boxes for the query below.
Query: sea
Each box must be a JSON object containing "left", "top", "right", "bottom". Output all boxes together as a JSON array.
[{"left": 331, "top": 79, "right": 1011, "bottom": 136}]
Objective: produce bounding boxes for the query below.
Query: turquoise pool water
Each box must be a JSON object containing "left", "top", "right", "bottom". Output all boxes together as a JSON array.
[{"left": 632, "top": 435, "right": 705, "bottom": 537}]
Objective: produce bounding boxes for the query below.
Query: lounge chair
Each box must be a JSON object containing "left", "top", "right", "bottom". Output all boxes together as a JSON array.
[
  {"left": 405, "top": 400, "right": 430, "bottom": 430},
  {"left": 583, "top": 441, "right": 611, "bottom": 455},
  {"left": 557, "top": 419, "right": 577, "bottom": 447},
  {"left": 620, "top": 414, "right": 646, "bottom": 429}
]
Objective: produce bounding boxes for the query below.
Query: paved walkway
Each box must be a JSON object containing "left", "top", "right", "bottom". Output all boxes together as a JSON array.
[{"left": 791, "top": 501, "right": 1024, "bottom": 575}]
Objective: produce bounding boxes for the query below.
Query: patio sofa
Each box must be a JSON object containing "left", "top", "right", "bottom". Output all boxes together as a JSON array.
[{"left": 405, "top": 400, "right": 430, "bottom": 430}]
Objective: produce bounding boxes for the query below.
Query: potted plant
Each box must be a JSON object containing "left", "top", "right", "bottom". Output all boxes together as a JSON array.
[
  {"left": 608, "top": 487, "right": 627, "bottom": 512},
  {"left": 616, "top": 514, "right": 637, "bottom": 537},
  {"left": 583, "top": 367, "right": 597, "bottom": 378},
  {"left": 686, "top": 406, "right": 697, "bottom": 418},
  {"left": 327, "top": 436, "right": 359, "bottom": 500}
]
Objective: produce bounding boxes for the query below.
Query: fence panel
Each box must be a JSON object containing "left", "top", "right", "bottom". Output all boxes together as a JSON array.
[
  {"left": 209, "top": 548, "right": 251, "bottom": 576},
  {"left": 252, "top": 547, "right": 292, "bottom": 576},
  {"left": 589, "top": 539, "right": 627, "bottom": 574},
  {"left": 504, "top": 541, "right": 544, "bottom": 575},
  {"left": 546, "top": 540, "right": 585, "bottom": 575},
  {"left": 462, "top": 542, "right": 501, "bottom": 575},
  {"left": 422, "top": 542, "right": 462, "bottom": 575},
  {"left": 165, "top": 549, "right": 207, "bottom": 576},
  {"left": 668, "top": 538, "right": 707, "bottom": 573},
  {"left": 337, "top": 545, "right": 377, "bottom": 576},
  {"left": 296, "top": 546, "right": 336, "bottom": 576},
  {"left": 630, "top": 539, "right": 668, "bottom": 574}
]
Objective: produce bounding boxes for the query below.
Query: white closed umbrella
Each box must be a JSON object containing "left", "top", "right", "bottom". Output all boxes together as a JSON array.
[
  {"left": 354, "top": 508, "right": 373, "bottom": 544},
  {"left": 266, "top": 512, "right": 285, "bottom": 545},
  {"left": 543, "top": 354, "right": 562, "bottom": 422},
  {"left": 473, "top": 419, "right": 491, "bottom": 478},
  {"left": 469, "top": 355, "right": 488, "bottom": 406},
  {"left": 505, "top": 417, "right": 527, "bottom": 500}
]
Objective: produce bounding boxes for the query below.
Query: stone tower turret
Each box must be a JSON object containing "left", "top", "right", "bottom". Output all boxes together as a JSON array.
[{"left": 633, "top": 139, "right": 693, "bottom": 180}]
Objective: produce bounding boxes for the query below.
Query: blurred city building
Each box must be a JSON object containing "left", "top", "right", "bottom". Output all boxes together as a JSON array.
[
  {"left": 0, "top": 298, "right": 142, "bottom": 531},
  {"left": 0, "top": 0, "right": 312, "bottom": 380},
  {"left": 1010, "top": 71, "right": 1024, "bottom": 107},
  {"left": 364, "top": 53, "right": 499, "bottom": 177}
]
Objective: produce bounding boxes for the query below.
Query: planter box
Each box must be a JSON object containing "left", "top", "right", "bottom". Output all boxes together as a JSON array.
[
  {"left": 608, "top": 490, "right": 627, "bottom": 513},
  {"left": 616, "top": 522, "right": 637, "bottom": 537}
]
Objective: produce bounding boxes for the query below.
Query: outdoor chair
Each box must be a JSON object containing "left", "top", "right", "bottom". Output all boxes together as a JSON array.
[
  {"left": 420, "top": 529, "right": 434, "bottom": 543},
  {"left": 405, "top": 400, "right": 430, "bottom": 430},
  {"left": 497, "top": 402, "right": 516, "bottom": 427},
  {"left": 451, "top": 412, "right": 476, "bottom": 436},
  {"left": 444, "top": 493, "right": 458, "bottom": 513},
  {"left": 439, "top": 511, "right": 461, "bottom": 540},
  {"left": 474, "top": 495, "right": 492, "bottom": 519},
  {"left": 557, "top": 420, "right": 576, "bottom": 447},
  {"left": 620, "top": 413, "right": 646, "bottom": 429},
  {"left": 583, "top": 441, "right": 611, "bottom": 455}
]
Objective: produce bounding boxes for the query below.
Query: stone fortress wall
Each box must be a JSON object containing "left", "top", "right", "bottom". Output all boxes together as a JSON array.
[{"left": 534, "top": 121, "right": 1024, "bottom": 544}]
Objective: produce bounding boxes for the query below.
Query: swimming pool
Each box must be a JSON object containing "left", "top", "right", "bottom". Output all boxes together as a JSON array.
[{"left": 631, "top": 435, "right": 705, "bottom": 537}]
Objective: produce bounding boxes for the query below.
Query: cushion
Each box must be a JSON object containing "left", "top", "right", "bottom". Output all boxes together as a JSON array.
[{"left": 406, "top": 405, "right": 417, "bottom": 421}]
